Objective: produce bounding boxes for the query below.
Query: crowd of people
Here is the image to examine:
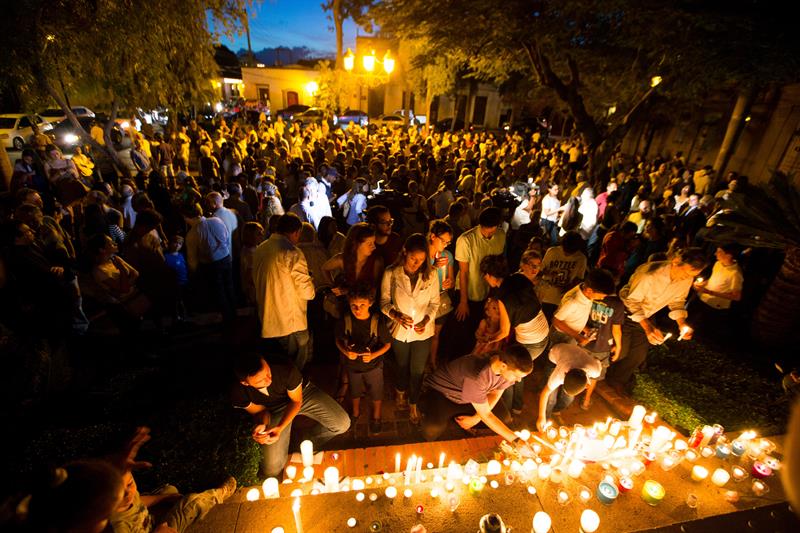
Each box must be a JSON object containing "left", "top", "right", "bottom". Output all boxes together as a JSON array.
[{"left": 1, "top": 111, "right": 753, "bottom": 531}]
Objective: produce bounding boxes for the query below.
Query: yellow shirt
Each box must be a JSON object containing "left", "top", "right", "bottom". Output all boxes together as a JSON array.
[{"left": 90, "top": 125, "right": 106, "bottom": 146}]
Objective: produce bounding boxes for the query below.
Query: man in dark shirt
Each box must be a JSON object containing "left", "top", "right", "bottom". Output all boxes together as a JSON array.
[
  {"left": 231, "top": 353, "right": 350, "bottom": 478},
  {"left": 419, "top": 344, "right": 534, "bottom": 451},
  {"left": 366, "top": 205, "right": 403, "bottom": 266}
]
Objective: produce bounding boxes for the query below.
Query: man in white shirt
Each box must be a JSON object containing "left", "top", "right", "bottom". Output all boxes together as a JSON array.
[
  {"left": 606, "top": 248, "right": 707, "bottom": 392},
  {"left": 252, "top": 214, "right": 316, "bottom": 370},
  {"left": 536, "top": 343, "right": 602, "bottom": 431},
  {"left": 551, "top": 269, "right": 616, "bottom": 345},
  {"left": 206, "top": 192, "right": 238, "bottom": 251}
]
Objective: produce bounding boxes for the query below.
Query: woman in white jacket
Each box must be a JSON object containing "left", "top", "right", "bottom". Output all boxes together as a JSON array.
[{"left": 381, "top": 233, "right": 440, "bottom": 424}]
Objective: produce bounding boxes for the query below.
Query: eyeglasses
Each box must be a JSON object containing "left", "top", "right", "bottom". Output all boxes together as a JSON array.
[
  {"left": 377, "top": 219, "right": 394, "bottom": 226},
  {"left": 436, "top": 235, "right": 452, "bottom": 246}
]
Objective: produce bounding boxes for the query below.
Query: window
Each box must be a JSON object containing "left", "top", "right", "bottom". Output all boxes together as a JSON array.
[
  {"left": 18, "top": 117, "right": 31, "bottom": 128},
  {"left": 286, "top": 91, "right": 298, "bottom": 107}
]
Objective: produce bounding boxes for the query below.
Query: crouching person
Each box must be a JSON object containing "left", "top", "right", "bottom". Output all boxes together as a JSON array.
[
  {"left": 536, "top": 344, "right": 602, "bottom": 432},
  {"left": 231, "top": 353, "right": 350, "bottom": 478}
]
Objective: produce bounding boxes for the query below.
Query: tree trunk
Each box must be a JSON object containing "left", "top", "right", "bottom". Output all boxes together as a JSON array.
[
  {"left": 0, "top": 142, "right": 13, "bottom": 190},
  {"left": 333, "top": 0, "right": 344, "bottom": 71},
  {"left": 103, "top": 100, "right": 131, "bottom": 180},
  {"left": 713, "top": 85, "right": 758, "bottom": 182},
  {"left": 753, "top": 245, "right": 800, "bottom": 347}
]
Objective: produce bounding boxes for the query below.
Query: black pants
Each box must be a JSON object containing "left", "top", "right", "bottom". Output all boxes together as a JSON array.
[
  {"left": 420, "top": 388, "right": 512, "bottom": 441},
  {"left": 199, "top": 255, "right": 236, "bottom": 323},
  {"left": 606, "top": 317, "right": 649, "bottom": 386}
]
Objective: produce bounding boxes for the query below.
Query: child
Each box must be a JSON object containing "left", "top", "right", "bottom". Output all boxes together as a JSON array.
[
  {"left": 240, "top": 222, "right": 265, "bottom": 306},
  {"left": 335, "top": 284, "right": 392, "bottom": 434},
  {"left": 164, "top": 235, "right": 189, "bottom": 321},
  {"left": 580, "top": 293, "right": 625, "bottom": 409},
  {"left": 473, "top": 298, "right": 503, "bottom": 356}
]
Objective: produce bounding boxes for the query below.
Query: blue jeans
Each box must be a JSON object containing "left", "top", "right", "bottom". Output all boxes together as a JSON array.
[
  {"left": 260, "top": 382, "right": 350, "bottom": 478},
  {"left": 277, "top": 329, "right": 313, "bottom": 371},
  {"left": 502, "top": 337, "right": 549, "bottom": 412},
  {"left": 392, "top": 337, "right": 432, "bottom": 404}
]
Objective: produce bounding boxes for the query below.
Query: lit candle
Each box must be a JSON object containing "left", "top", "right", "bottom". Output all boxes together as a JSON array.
[
  {"left": 415, "top": 456, "right": 423, "bottom": 484},
  {"left": 262, "top": 477, "right": 280, "bottom": 498},
  {"left": 438, "top": 452, "right": 445, "bottom": 469},
  {"left": 674, "top": 439, "right": 688, "bottom": 452},
  {"left": 290, "top": 489, "right": 302, "bottom": 497},
  {"left": 518, "top": 429, "right": 531, "bottom": 441},
  {"left": 609, "top": 421, "right": 621, "bottom": 436},
  {"left": 324, "top": 467, "right": 340, "bottom": 493},
  {"left": 580, "top": 509, "right": 601, "bottom": 533},
  {"left": 469, "top": 477, "right": 484, "bottom": 495},
  {"left": 711, "top": 468, "right": 730, "bottom": 487},
  {"left": 731, "top": 440, "right": 746, "bottom": 457},
  {"left": 245, "top": 487, "right": 260, "bottom": 501},
  {"left": 724, "top": 490, "right": 739, "bottom": 503},
  {"left": 567, "top": 460, "right": 585, "bottom": 479},
  {"left": 691, "top": 465, "right": 709, "bottom": 482},
  {"left": 546, "top": 426, "right": 558, "bottom": 440},
  {"left": 292, "top": 497, "right": 303, "bottom": 533},
  {"left": 532, "top": 511, "right": 552, "bottom": 533},
  {"left": 641, "top": 480, "right": 665, "bottom": 506},
  {"left": 302, "top": 466, "right": 314, "bottom": 482},
  {"left": 641, "top": 451, "right": 656, "bottom": 465},
  {"left": 403, "top": 488, "right": 413, "bottom": 498},
  {"left": 630, "top": 461, "right": 646, "bottom": 476},
  {"left": 550, "top": 467, "right": 565, "bottom": 484},
  {"left": 352, "top": 479, "right": 365, "bottom": 490},
  {"left": 486, "top": 460, "right": 502, "bottom": 476},
  {"left": 355, "top": 492, "right": 365, "bottom": 502},
  {"left": 699, "top": 426, "right": 715, "bottom": 447},
  {"left": 685, "top": 449, "right": 699, "bottom": 462},
  {"left": 557, "top": 489, "right": 570, "bottom": 505},
  {"left": 395, "top": 453, "right": 401, "bottom": 473},
  {"left": 489, "top": 480, "right": 499, "bottom": 489},
  {"left": 347, "top": 517, "right": 357, "bottom": 528},
  {"left": 659, "top": 454, "right": 676, "bottom": 471},
  {"left": 764, "top": 456, "right": 781, "bottom": 471},
  {"left": 596, "top": 481, "right": 619, "bottom": 504},
  {"left": 300, "top": 440, "right": 314, "bottom": 467},
  {"left": 285, "top": 465, "right": 297, "bottom": 480},
  {"left": 644, "top": 411, "right": 658, "bottom": 425},
  {"left": 751, "top": 479, "right": 769, "bottom": 496},
  {"left": 751, "top": 461, "right": 772, "bottom": 479},
  {"left": 716, "top": 444, "right": 731, "bottom": 460},
  {"left": 538, "top": 464, "right": 552, "bottom": 480},
  {"left": 578, "top": 486, "right": 592, "bottom": 503},
  {"left": 618, "top": 477, "right": 634, "bottom": 493},
  {"left": 701, "top": 446, "right": 715, "bottom": 458},
  {"left": 629, "top": 405, "right": 647, "bottom": 427},
  {"left": 649, "top": 426, "right": 674, "bottom": 453},
  {"left": 732, "top": 466, "right": 747, "bottom": 482}
]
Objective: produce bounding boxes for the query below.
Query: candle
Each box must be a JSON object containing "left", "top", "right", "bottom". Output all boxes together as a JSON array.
[
  {"left": 716, "top": 444, "right": 731, "bottom": 460},
  {"left": 415, "top": 456, "right": 423, "bottom": 484},
  {"left": 300, "top": 440, "right": 314, "bottom": 467},
  {"left": 597, "top": 481, "right": 619, "bottom": 504},
  {"left": 724, "top": 490, "right": 739, "bottom": 503},
  {"left": 711, "top": 468, "right": 730, "bottom": 487},
  {"left": 751, "top": 461, "right": 772, "bottom": 479},
  {"left": 629, "top": 405, "right": 647, "bottom": 426},
  {"left": 580, "top": 509, "right": 600, "bottom": 533},
  {"left": 628, "top": 425, "right": 643, "bottom": 450},
  {"left": 630, "top": 461, "right": 646, "bottom": 476},
  {"left": 352, "top": 479, "right": 365, "bottom": 490},
  {"left": 347, "top": 517, "right": 357, "bottom": 528},
  {"left": 369, "top": 493, "right": 378, "bottom": 501},
  {"left": 324, "top": 467, "right": 339, "bottom": 493},
  {"left": 685, "top": 449, "right": 699, "bottom": 462},
  {"left": 557, "top": 489, "right": 570, "bottom": 505},
  {"left": 764, "top": 456, "right": 781, "bottom": 471},
  {"left": 486, "top": 460, "right": 502, "bottom": 476},
  {"left": 641, "top": 480, "right": 665, "bottom": 506},
  {"left": 438, "top": 452, "right": 445, "bottom": 469},
  {"left": 699, "top": 426, "right": 715, "bottom": 447},
  {"left": 395, "top": 453, "right": 401, "bottom": 473},
  {"left": 691, "top": 465, "right": 709, "bottom": 482},
  {"left": 445, "top": 481, "right": 455, "bottom": 491},
  {"left": 292, "top": 497, "right": 303, "bottom": 533},
  {"left": 537, "top": 464, "right": 552, "bottom": 480},
  {"left": 751, "top": 480, "right": 769, "bottom": 496},
  {"left": 701, "top": 446, "right": 715, "bottom": 458},
  {"left": 674, "top": 439, "right": 688, "bottom": 452},
  {"left": 644, "top": 411, "right": 658, "bottom": 425},
  {"left": 290, "top": 489, "right": 302, "bottom": 497},
  {"left": 641, "top": 451, "right": 656, "bottom": 465},
  {"left": 469, "top": 477, "right": 484, "bottom": 495},
  {"left": 285, "top": 465, "right": 297, "bottom": 480},
  {"left": 403, "top": 488, "right": 413, "bottom": 498},
  {"left": 567, "top": 460, "right": 585, "bottom": 479},
  {"left": 731, "top": 440, "right": 746, "bottom": 456},
  {"left": 489, "top": 480, "right": 499, "bottom": 489},
  {"left": 302, "top": 466, "right": 314, "bottom": 482},
  {"left": 649, "top": 426, "right": 674, "bottom": 453},
  {"left": 532, "top": 511, "right": 552, "bottom": 533},
  {"left": 660, "top": 454, "right": 677, "bottom": 471},
  {"left": 550, "top": 467, "right": 565, "bottom": 484},
  {"left": 578, "top": 486, "right": 592, "bottom": 503},
  {"left": 355, "top": 492, "right": 365, "bottom": 501},
  {"left": 518, "top": 429, "right": 531, "bottom": 441},
  {"left": 609, "top": 421, "right": 621, "bottom": 436},
  {"left": 245, "top": 487, "right": 260, "bottom": 501},
  {"left": 732, "top": 466, "right": 747, "bottom": 482},
  {"left": 546, "top": 426, "right": 558, "bottom": 440},
  {"left": 618, "top": 477, "right": 634, "bottom": 493},
  {"left": 262, "top": 477, "right": 280, "bottom": 498},
  {"left": 686, "top": 494, "right": 698, "bottom": 508},
  {"left": 447, "top": 493, "right": 460, "bottom": 512}
]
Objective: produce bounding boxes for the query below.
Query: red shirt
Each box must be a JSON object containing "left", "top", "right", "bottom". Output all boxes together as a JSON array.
[{"left": 597, "top": 230, "right": 631, "bottom": 278}]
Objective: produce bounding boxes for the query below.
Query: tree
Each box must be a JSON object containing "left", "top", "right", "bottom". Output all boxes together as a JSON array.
[
  {"left": 0, "top": 0, "right": 250, "bottom": 177},
  {"left": 372, "top": 0, "right": 800, "bottom": 180},
  {"left": 705, "top": 172, "right": 800, "bottom": 347},
  {"left": 322, "top": 0, "right": 374, "bottom": 69}
]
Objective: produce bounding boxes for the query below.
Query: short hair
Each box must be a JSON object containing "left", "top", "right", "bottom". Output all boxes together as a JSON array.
[
  {"left": 233, "top": 352, "right": 265, "bottom": 381},
  {"left": 563, "top": 368, "right": 589, "bottom": 396},
  {"left": 428, "top": 219, "right": 453, "bottom": 238},
  {"left": 478, "top": 206, "right": 502, "bottom": 228},
  {"left": 365, "top": 205, "right": 390, "bottom": 225},
  {"left": 347, "top": 282, "right": 375, "bottom": 303},
  {"left": 585, "top": 268, "right": 616, "bottom": 295},
  {"left": 520, "top": 249, "right": 542, "bottom": 266},
  {"left": 498, "top": 344, "right": 533, "bottom": 374},
  {"left": 675, "top": 247, "right": 707, "bottom": 270},
  {"left": 620, "top": 221, "right": 639, "bottom": 234},
  {"left": 560, "top": 231, "right": 584, "bottom": 255},
  {"left": 448, "top": 202, "right": 466, "bottom": 218},
  {"left": 479, "top": 254, "right": 508, "bottom": 279},
  {"left": 719, "top": 243, "right": 740, "bottom": 257},
  {"left": 276, "top": 213, "right": 303, "bottom": 235}
]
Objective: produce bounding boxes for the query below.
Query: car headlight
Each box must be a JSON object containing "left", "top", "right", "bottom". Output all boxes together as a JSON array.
[{"left": 64, "top": 133, "right": 79, "bottom": 145}]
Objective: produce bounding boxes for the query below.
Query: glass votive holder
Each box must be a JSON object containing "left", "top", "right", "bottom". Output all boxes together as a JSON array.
[
  {"left": 578, "top": 485, "right": 592, "bottom": 503},
  {"left": 660, "top": 451, "right": 682, "bottom": 471},
  {"left": 630, "top": 460, "right": 646, "bottom": 476},
  {"left": 556, "top": 489, "right": 571, "bottom": 505},
  {"left": 724, "top": 490, "right": 740, "bottom": 503},
  {"left": 715, "top": 444, "right": 731, "bottom": 460},
  {"left": 701, "top": 446, "right": 715, "bottom": 458},
  {"left": 550, "top": 467, "right": 565, "bottom": 484},
  {"left": 764, "top": 456, "right": 781, "bottom": 471},
  {"left": 686, "top": 494, "right": 698, "bottom": 508},
  {"left": 684, "top": 449, "right": 699, "bottom": 462},
  {"left": 751, "top": 479, "right": 769, "bottom": 496},
  {"left": 759, "top": 439, "right": 776, "bottom": 456},
  {"left": 731, "top": 440, "right": 746, "bottom": 457},
  {"left": 731, "top": 465, "right": 748, "bottom": 482},
  {"left": 752, "top": 461, "right": 773, "bottom": 479}
]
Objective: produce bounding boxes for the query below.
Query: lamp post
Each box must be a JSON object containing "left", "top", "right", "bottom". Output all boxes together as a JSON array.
[{"left": 342, "top": 48, "right": 394, "bottom": 116}]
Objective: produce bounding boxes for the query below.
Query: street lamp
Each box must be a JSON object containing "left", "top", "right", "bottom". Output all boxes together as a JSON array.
[
  {"left": 343, "top": 48, "right": 355, "bottom": 72},
  {"left": 382, "top": 51, "right": 395, "bottom": 75},
  {"left": 363, "top": 50, "right": 376, "bottom": 73},
  {"left": 305, "top": 81, "right": 319, "bottom": 97}
]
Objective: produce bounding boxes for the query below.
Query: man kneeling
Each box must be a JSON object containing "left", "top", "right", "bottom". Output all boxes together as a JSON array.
[
  {"left": 231, "top": 353, "right": 350, "bottom": 478},
  {"left": 420, "top": 344, "right": 533, "bottom": 451},
  {"left": 536, "top": 343, "right": 602, "bottom": 432}
]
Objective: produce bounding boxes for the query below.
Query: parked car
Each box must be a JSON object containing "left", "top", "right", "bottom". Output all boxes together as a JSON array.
[
  {"left": 275, "top": 104, "right": 310, "bottom": 122},
  {"left": 371, "top": 114, "right": 404, "bottom": 130},
  {"left": 39, "top": 106, "right": 96, "bottom": 123},
  {"left": 0, "top": 113, "right": 53, "bottom": 150},
  {"left": 335, "top": 109, "right": 369, "bottom": 128},
  {"left": 391, "top": 110, "right": 423, "bottom": 126},
  {"left": 292, "top": 107, "right": 327, "bottom": 127},
  {"left": 50, "top": 117, "right": 123, "bottom": 152},
  {"left": 433, "top": 117, "right": 466, "bottom": 132}
]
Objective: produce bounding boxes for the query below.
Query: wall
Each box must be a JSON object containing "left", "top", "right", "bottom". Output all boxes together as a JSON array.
[{"left": 240, "top": 66, "right": 320, "bottom": 109}]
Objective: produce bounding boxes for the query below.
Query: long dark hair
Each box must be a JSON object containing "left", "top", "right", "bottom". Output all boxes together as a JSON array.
[
  {"left": 342, "top": 222, "right": 376, "bottom": 282},
  {"left": 392, "top": 233, "right": 432, "bottom": 281}
]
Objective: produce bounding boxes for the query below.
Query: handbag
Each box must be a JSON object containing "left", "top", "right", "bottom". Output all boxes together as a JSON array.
[{"left": 436, "top": 290, "right": 453, "bottom": 318}]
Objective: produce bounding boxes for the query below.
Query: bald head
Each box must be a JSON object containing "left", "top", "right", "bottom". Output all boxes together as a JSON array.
[{"left": 206, "top": 192, "right": 223, "bottom": 209}]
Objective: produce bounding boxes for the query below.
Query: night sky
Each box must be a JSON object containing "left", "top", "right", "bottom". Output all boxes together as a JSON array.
[{"left": 221, "top": 0, "right": 360, "bottom": 54}]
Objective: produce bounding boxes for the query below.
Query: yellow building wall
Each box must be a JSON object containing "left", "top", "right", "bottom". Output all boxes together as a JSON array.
[{"left": 241, "top": 66, "right": 321, "bottom": 109}]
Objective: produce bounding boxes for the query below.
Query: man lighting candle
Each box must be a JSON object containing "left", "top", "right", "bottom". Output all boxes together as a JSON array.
[{"left": 419, "top": 344, "right": 534, "bottom": 453}]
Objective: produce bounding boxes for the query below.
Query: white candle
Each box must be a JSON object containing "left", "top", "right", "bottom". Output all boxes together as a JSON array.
[
  {"left": 302, "top": 466, "right": 314, "bottom": 482},
  {"left": 262, "top": 477, "right": 280, "bottom": 498},
  {"left": 649, "top": 426, "right": 674, "bottom": 453},
  {"left": 385, "top": 486, "right": 397, "bottom": 498},
  {"left": 395, "top": 453, "right": 401, "bottom": 473},
  {"left": 285, "top": 465, "right": 297, "bottom": 480},
  {"left": 439, "top": 452, "right": 446, "bottom": 469},
  {"left": 537, "top": 464, "right": 551, "bottom": 480},
  {"left": 532, "top": 511, "right": 552, "bottom": 533},
  {"left": 567, "top": 460, "right": 584, "bottom": 479},
  {"left": 691, "top": 465, "right": 709, "bottom": 482},
  {"left": 415, "top": 456, "right": 423, "bottom": 484},
  {"left": 629, "top": 405, "right": 646, "bottom": 427},
  {"left": 486, "top": 460, "right": 502, "bottom": 476},
  {"left": 324, "top": 467, "right": 340, "bottom": 492},
  {"left": 699, "top": 426, "right": 715, "bottom": 447},
  {"left": 609, "top": 421, "right": 621, "bottom": 436},
  {"left": 711, "top": 468, "right": 730, "bottom": 487},
  {"left": 580, "top": 509, "right": 600, "bottom": 533},
  {"left": 300, "top": 440, "right": 314, "bottom": 467},
  {"left": 245, "top": 487, "right": 260, "bottom": 501},
  {"left": 292, "top": 497, "right": 303, "bottom": 533}
]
